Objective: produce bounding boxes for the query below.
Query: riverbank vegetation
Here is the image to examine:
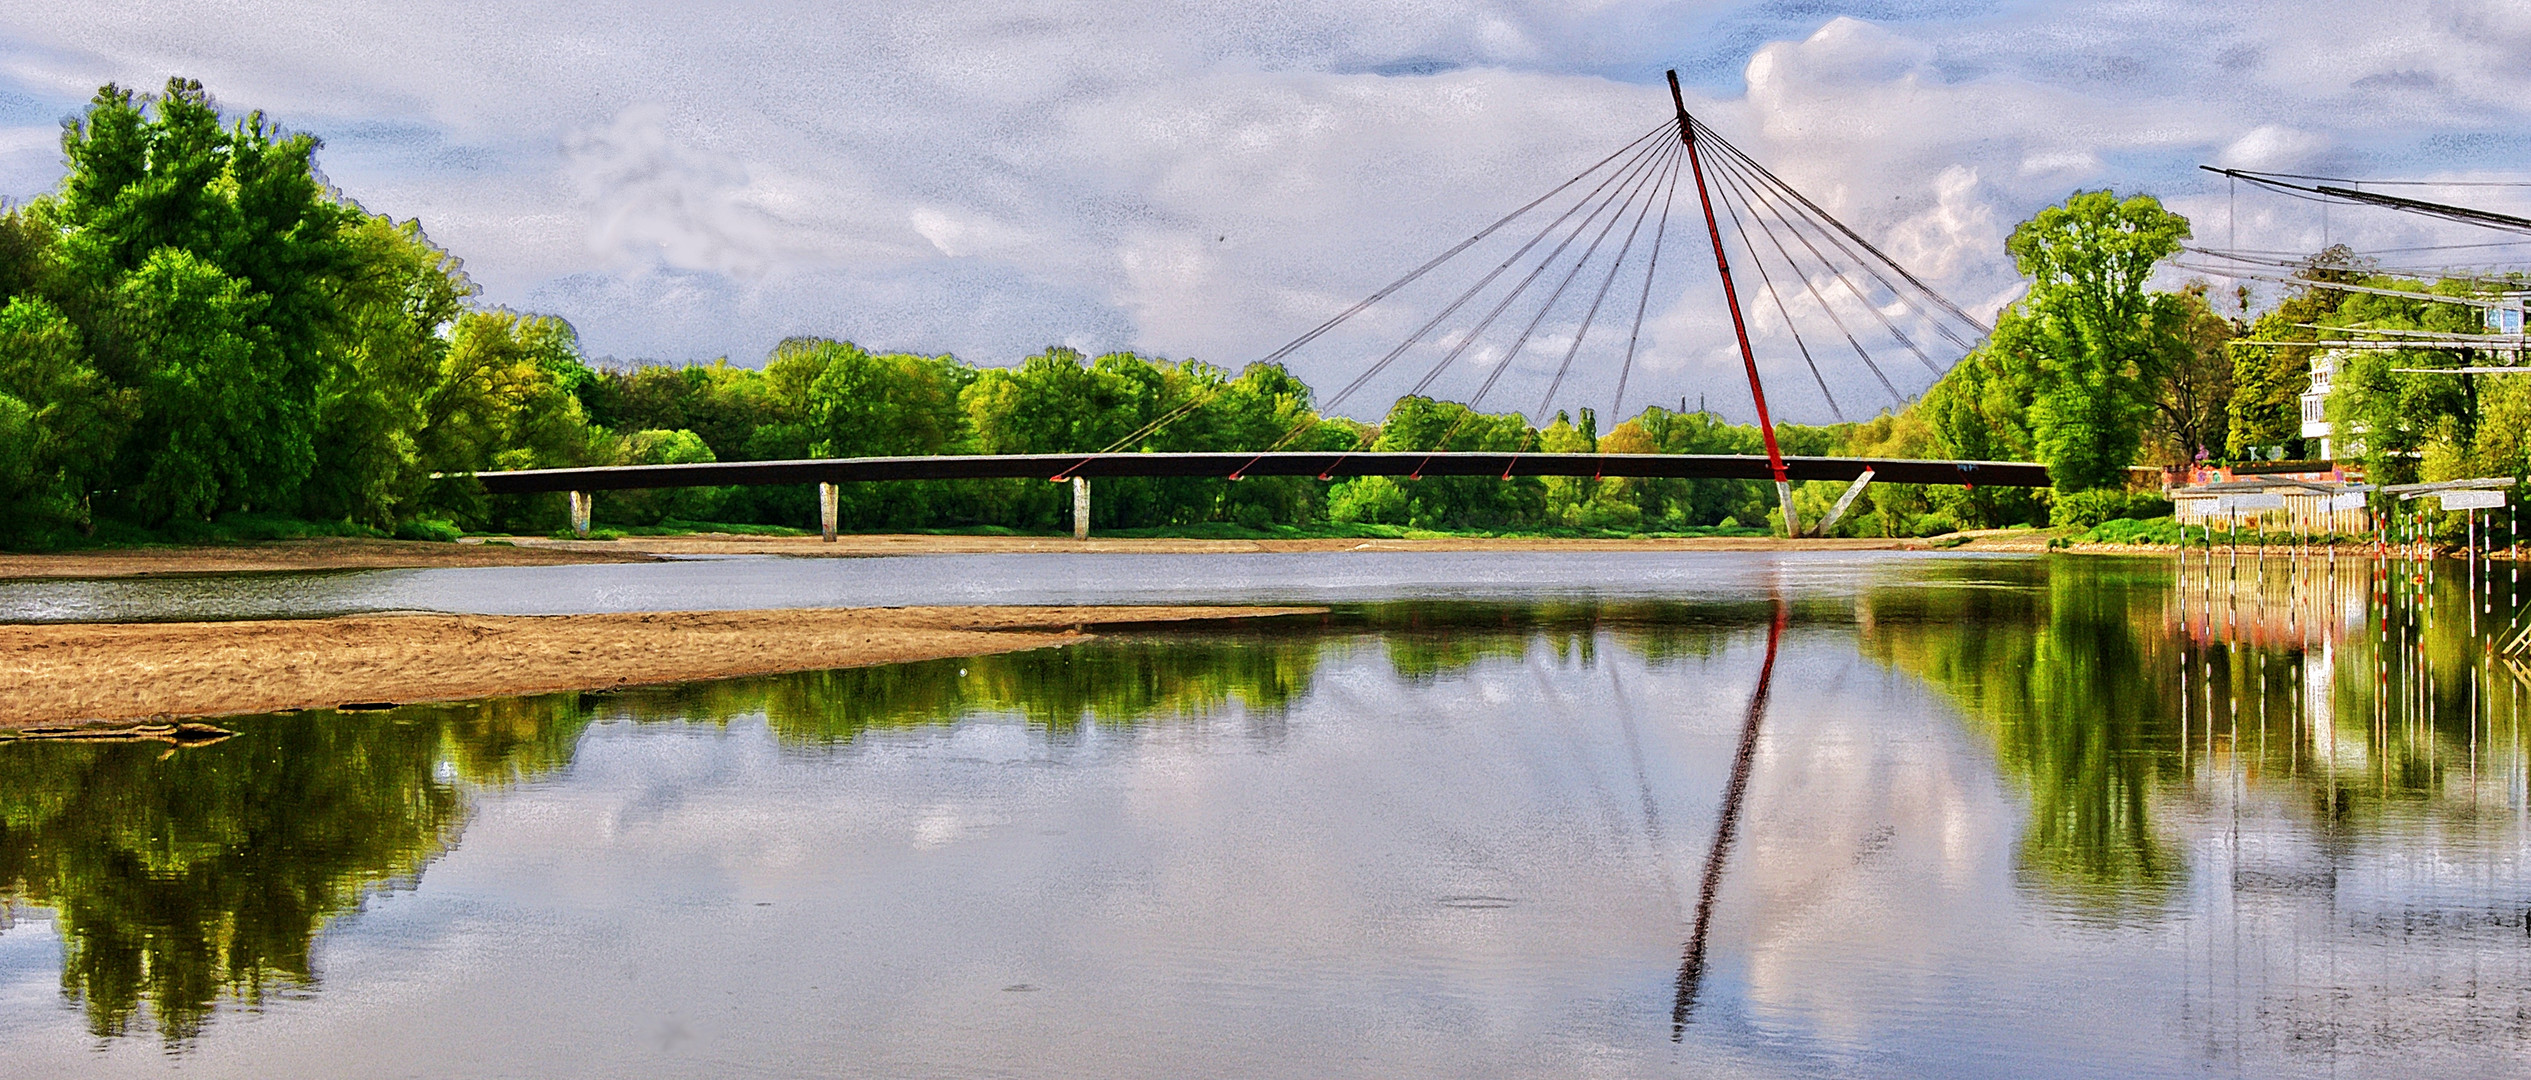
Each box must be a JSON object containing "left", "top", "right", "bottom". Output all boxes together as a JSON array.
[{"left": 6, "top": 78, "right": 2515, "bottom": 551}]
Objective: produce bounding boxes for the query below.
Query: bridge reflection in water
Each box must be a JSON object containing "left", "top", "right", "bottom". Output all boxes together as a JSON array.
[{"left": 1, "top": 569, "right": 2526, "bottom": 1074}]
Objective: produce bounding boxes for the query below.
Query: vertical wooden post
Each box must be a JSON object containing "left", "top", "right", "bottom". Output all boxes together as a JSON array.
[
  {"left": 819, "top": 482, "right": 838, "bottom": 543},
  {"left": 1072, "top": 476, "right": 1091, "bottom": 541},
  {"left": 568, "top": 491, "right": 591, "bottom": 537}
]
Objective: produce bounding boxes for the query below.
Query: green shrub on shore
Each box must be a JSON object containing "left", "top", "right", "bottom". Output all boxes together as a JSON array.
[
  {"left": 2050, "top": 490, "right": 2175, "bottom": 529},
  {"left": 2059, "top": 515, "right": 2190, "bottom": 546},
  {"left": 392, "top": 519, "right": 462, "bottom": 542}
]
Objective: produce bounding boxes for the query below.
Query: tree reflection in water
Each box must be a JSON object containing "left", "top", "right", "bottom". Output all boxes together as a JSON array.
[
  {"left": 1861, "top": 554, "right": 2531, "bottom": 916},
  {"left": 1859, "top": 560, "right": 2188, "bottom": 910},
  {"left": 0, "top": 696, "right": 593, "bottom": 1044},
  {"left": 13, "top": 567, "right": 2519, "bottom": 1049},
  {"left": 0, "top": 603, "right": 1764, "bottom": 1045}
]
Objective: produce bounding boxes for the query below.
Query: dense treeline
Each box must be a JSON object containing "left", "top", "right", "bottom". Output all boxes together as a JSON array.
[
  {"left": 16, "top": 78, "right": 2485, "bottom": 548},
  {"left": 2250, "top": 249, "right": 2531, "bottom": 490},
  {"left": 0, "top": 79, "right": 626, "bottom": 546},
  {"left": 0, "top": 78, "right": 1920, "bottom": 546}
]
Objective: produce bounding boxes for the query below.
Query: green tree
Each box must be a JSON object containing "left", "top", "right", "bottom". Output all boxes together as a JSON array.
[
  {"left": 2149, "top": 282, "right": 2236, "bottom": 466},
  {"left": 2001, "top": 190, "right": 2192, "bottom": 491},
  {"left": 2320, "top": 277, "right": 2501, "bottom": 487},
  {"left": 112, "top": 248, "right": 301, "bottom": 521},
  {"left": 1597, "top": 406, "right": 1776, "bottom": 529},
  {"left": 1327, "top": 396, "right": 1541, "bottom": 529},
  {"left": 417, "top": 311, "right": 612, "bottom": 529},
  {"left": 302, "top": 217, "right": 473, "bottom": 524},
  {"left": 0, "top": 296, "right": 122, "bottom": 540},
  {"left": 47, "top": 80, "right": 360, "bottom": 523}
]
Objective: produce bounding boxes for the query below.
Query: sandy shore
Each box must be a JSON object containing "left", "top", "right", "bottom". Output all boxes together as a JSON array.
[{"left": 0, "top": 605, "right": 1318, "bottom": 728}]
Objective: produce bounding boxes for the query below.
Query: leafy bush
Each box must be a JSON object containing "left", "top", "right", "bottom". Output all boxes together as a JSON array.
[
  {"left": 2057, "top": 515, "right": 2189, "bottom": 546},
  {"left": 1328, "top": 476, "right": 1409, "bottom": 524},
  {"left": 2050, "top": 489, "right": 2173, "bottom": 529},
  {"left": 392, "top": 518, "right": 462, "bottom": 542}
]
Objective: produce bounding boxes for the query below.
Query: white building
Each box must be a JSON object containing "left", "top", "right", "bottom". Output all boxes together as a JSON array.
[{"left": 2300, "top": 351, "right": 2341, "bottom": 460}]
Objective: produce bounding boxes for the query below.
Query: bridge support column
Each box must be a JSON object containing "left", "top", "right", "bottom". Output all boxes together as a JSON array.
[
  {"left": 568, "top": 491, "right": 591, "bottom": 537},
  {"left": 1072, "top": 476, "right": 1091, "bottom": 540},
  {"left": 818, "top": 482, "right": 838, "bottom": 543},
  {"left": 1814, "top": 468, "right": 1874, "bottom": 537}
]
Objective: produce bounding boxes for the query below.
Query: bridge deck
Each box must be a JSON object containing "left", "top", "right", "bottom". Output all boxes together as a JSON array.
[{"left": 463, "top": 452, "right": 2052, "bottom": 494}]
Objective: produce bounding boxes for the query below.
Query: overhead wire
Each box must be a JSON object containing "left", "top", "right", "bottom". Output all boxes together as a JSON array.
[
  {"left": 2184, "top": 245, "right": 2530, "bottom": 289},
  {"left": 2201, "top": 166, "right": 2531, "bottom": 236},
  {"left": 2217, "top": 170, "right": 2531, "bottom": 188},
  {"left": 2209, "top": 240, "right": 2531, "bottom": 257},
  {"left": 2165, "top": 264, "right": 2518, "bottom": 309}
]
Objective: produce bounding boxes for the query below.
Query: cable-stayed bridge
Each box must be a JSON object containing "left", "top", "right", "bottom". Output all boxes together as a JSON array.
[{"left": 468, "top": 71, "right": 2038, "bottom": 537}]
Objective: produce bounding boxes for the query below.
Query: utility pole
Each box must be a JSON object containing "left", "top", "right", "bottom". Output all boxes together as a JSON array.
[{"left": 1671, "top": 70, "right": 1799, "bottom": 537}]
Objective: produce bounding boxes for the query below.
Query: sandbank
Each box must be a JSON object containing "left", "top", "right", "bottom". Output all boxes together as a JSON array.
[{"left": 1, "top": 605, "right": 1319, "bottom": 728}]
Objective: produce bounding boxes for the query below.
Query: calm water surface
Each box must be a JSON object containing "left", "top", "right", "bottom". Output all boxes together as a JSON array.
[
  {"left": 4, "top": 548, "right": 2003, "bottom": 621},
  {"left": 2, "top": 552, "right": 2528, "bottom": 1078}
]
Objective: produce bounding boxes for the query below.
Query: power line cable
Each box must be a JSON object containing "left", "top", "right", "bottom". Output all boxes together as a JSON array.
[
  {"left": 2184, "top": 246, "right": 2531, "bottom": 289},
  {"left": 2200, "top": 166, "right": 2531, "bottom": 235},
  {"left": 2214, "top": 168, "right": 2531, "bottom": 189}
]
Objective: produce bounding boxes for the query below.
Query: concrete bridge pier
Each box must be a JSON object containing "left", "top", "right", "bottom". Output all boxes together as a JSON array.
[
  {"left": 1072, "top": 476, "right": 1090, "bottom": 541},
  {"left": 568, "top": 490, "right": 592, "bottom": 537},
  {"left": 819, "top": 482, "right": 838, "bottom": 542}
]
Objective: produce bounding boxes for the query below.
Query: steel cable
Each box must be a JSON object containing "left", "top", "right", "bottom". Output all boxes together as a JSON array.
[
  {"left": 1710, "top": 151, "right": 1849, "bottom": 418},
  {"left": 1708, "top": 147, "right": 1948, "bottom": 378},
  {"left": 1697, "top": 118, "right": 1991, "bottom": 343}
]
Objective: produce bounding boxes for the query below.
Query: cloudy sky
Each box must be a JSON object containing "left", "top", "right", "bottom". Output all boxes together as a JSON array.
[{"left": 3, "top": 2, "right": 2528, "bottom": 423}]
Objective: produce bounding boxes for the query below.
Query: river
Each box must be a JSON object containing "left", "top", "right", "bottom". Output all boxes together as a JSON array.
[{"left": 1, "top": 550, "right": 2524, "bottom": 1077}]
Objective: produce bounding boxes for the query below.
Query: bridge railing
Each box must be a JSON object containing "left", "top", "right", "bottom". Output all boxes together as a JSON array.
[{"left": 455, "top": 451, "right": 2052, "bottom": 495}]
